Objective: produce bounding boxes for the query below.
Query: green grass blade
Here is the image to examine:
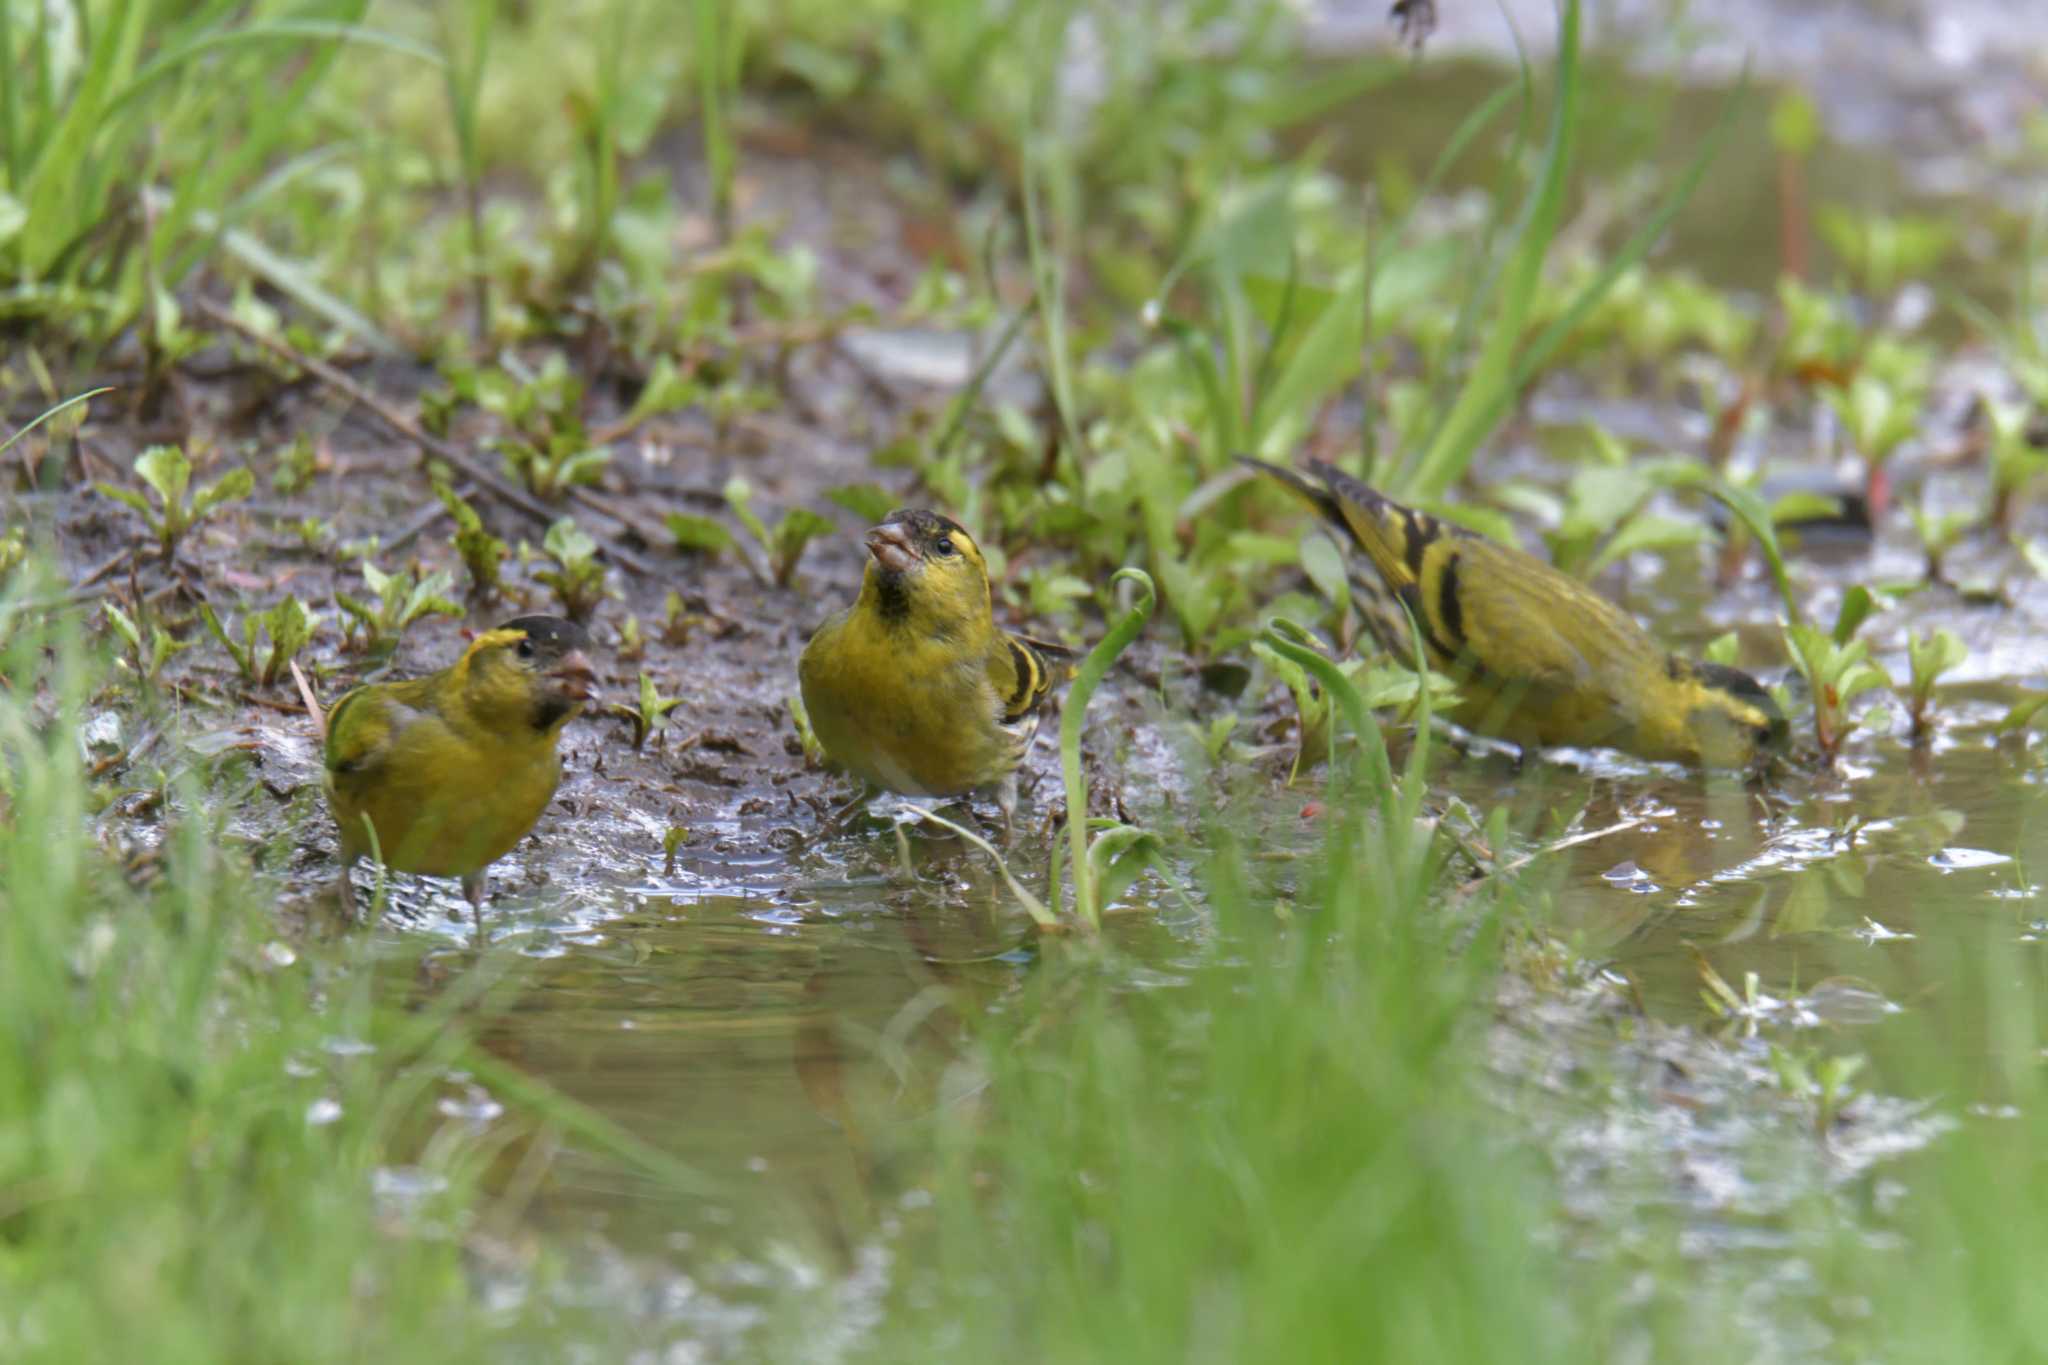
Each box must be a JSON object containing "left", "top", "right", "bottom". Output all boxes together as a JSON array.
[
  {"left": 1405, "top": 0, "right": 1580, "bottom": 499},
  {"left": 1062, "top": 568, "right": 1156, "bottom": 927}
]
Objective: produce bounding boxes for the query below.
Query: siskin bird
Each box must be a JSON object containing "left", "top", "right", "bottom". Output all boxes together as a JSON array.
[
  {"left": 321, "top": 615, "right": 597, "bottom": 910},
  {"left": 1242, "top": 458, "right": 1788, "bottom": 768},
  {"left": 798, "top": 508, "right": 1066, "bottom": 824}
]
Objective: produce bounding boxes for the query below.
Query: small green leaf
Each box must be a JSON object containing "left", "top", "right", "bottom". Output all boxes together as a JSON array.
[
  {"left": 666, "top": 512, "right": 733, "bottom": 554},
  {"left": 823, "top": 483, "right": 898, "bottom": 524},
  {"left": 133, "top": 446, "right": 192, "bottom": 510},
  {"left": 722, "top": 475, "right": 769, "bottom": 546},
  {"left": 189, "top": 466, "right": 255, "bottom": 520},
  {"left": 1832, "top": 584, "right": 1880, "bottom": 646},
  {"left": 543, "top": 517, "right": 598, "bottom": 566},
  {"left": 103, "top": 603, "right": 142, "bottom": 650}
]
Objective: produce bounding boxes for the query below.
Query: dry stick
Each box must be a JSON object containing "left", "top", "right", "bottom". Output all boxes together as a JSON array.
[
  {"left": 1451, "top": 816, "right": 1645, "bottom": 900},
  {"left": 190, "top": 297, "right": 656, "bottom": 578}
]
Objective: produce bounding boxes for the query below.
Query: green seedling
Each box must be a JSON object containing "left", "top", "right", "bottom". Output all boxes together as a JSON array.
[
  {"left": 1782, "top": 588, "right": 1893, "bottom": 760},
  {"left": 103, "top": 603, "right": 191, "bottom": 685},
  {"left": 724, "top": 476, "right": 834, "bottom": 588},
  {"left": 612, "top": 672, "right": 683, "bottom": 751},
  {"left": 1768, "top": 1044, "right": 1867, "bottom": 1138},
  {"left": 1251, "top": 632, "right": 1454, "bottom": 785},
  {"left": 336, "top": 563, "right": 462, "bottom": 655},
  {"left": 451, "top": 355, "right": 611, "bottom": 499},
  {"left": 1021, "top": 567, "right": 1093, "bottom": 620},
  {"left": 1816, "top": 206, "right": 1955, "bottom": 301},
  {"left": 1905, "top": 627, "right": 1968, "bottom": 741},
  {"left": 620, "top": 357, "right": 706, "bottom": 430},
  {"left": 535, "top": 518, "right": 615, "bottom": 623},
  {"left": 666, "top": 512, "right": 734, "bottom": 555},
  {"left": 290, "top": 516, "right": 335, "bottom": 555},
  {"left": 1776, "top": 277, "right": 1861, "bottom": 382},
  {"left": 436, "top": 483, "right": 507, "bottom": 598},
  {"left": 271, "top": 435, "right": 320, "bottom": 494},
  {"left": 823, "top": 483, "right": 899, "bottom": 525},
  {"left": 662, "top": 591, "right": 711, "bottom": 646},
  {"left": 0, "top": 531, "right": 25, "bottom": 579},
  {"left": 662, "top": 825, "right": 690, "bottom": 876},
  {"left": 1908, "top": 494, "right": 1977, "bottom": 584},
  {"left": 499, "top": 432, "right": 611, "bottom": 502},
  {"left": 199, "top": 596, "right": 321, "bottom": 688},
  {"left": 1183, "top": 713, "right": 1240, "bottom": 766},
  {"left": 617, "top": 615, "right": 646, "bottom": 663},
  {"left": 1054, "top": 568, "right": 1171, "bottom": 930},
  {"left": 1984, "top": 399, "right": 2048, "bottom": 530},
  {"left": 1544, "top": 456, "right": 1709, "bottom": 580},
  {"left": 96, "top": 446, "right": 254, "bottom": 561},
  {"left": 1825, "top": 371, "right": 1922, "bottom": 469}
]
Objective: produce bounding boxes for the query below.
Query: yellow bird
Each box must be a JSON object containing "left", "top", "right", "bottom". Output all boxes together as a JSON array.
[
  {"left": 1242, "top": 458, "right": 1788, "bottom": 768},
  {"left": 321, "top": 615, "right": 597, "bottom": 910},
  {"left": 798, "top": 509, "right": 1065, "bottom": 822}
]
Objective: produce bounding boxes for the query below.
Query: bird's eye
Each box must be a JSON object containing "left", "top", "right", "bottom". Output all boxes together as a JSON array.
[
  {"left": 933, "top": 537, "right": 959, "bottom": 558},
  {"left": 516, "top": 638, "right": 535, "bottom": 660}
]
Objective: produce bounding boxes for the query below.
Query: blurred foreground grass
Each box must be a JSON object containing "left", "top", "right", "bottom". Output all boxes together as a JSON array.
[{"left": 9, "top": 0, "right": 2048, "bottom": 1359}]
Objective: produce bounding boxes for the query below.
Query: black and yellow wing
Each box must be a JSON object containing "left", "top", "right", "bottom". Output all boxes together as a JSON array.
[{"left": 987, "top": 632, "right": 1071, "bottom": 727}]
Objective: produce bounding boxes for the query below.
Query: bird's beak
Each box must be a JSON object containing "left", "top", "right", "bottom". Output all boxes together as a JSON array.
[
  {"left": 865, "top": 521, "right": 919, "bottom": 574},
  {"left": 547, "top": 649, "right": 598, "bottom": 705}
]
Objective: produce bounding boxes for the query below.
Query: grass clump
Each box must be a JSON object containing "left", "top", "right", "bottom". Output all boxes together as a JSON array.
[{"left": 0, "top": 586, "right": 487, "bottom": 1362}]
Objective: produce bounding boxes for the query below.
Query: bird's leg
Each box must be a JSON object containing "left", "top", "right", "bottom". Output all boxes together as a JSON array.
[
  {"left": 462, "top": 871, "right": 488, "bottom": 946},
  {"left": 334, "top": 856, "right": 360, "bottom": 919},
  {"left": 994, "top": 773, "right": 1020, "bottom": 847},
  {"left": 891, "top": 817, "right": 916, "bottom": 883}
]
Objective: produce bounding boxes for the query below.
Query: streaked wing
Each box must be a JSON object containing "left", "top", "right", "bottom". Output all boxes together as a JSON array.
[
  {"left": 988, "top": 632, "right": 1059, "bottom": 726},
  {"left": 323, "top": 686, "right": 431, "bottom": 784}
]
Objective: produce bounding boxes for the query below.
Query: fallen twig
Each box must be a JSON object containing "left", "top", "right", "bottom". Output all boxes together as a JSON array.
[
  {"left": 191, "top": 297, "right": 655, "bottom": 578},
  {"left": 289, "top": 659, "right": 326, "bottom": 742},
  {"left": 1452, "top": 816, "right": 1644, "bottom": 898}
]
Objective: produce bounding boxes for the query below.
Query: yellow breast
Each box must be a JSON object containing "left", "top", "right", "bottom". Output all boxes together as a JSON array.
[
  {"left": 328, "top": 711, "right": 563, "bottom": 880},
  {"left": 798, "top": 611, "right": 1016, "bottom": 796}
]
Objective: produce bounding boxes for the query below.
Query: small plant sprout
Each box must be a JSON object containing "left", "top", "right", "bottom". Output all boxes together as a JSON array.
[
  {"left": 465, "top": 355, "right": 611, "bottom": 499},
  {"left": 617, "top": 615, "right": 646, "bottom": 663},
  {"left": 435, "top": 483, "right": 508, "bottom": 598},
  {"left": 662, "top": 825, "right": 690, "bottom": 876},
  {"left": 1905, "top": 627, "right": 1968, "bottom": 741},
  {"left": 103, "top": 602, "right": 191, "bottom": 684},
  {"left": 199, "top": 596, "right": 322, "bottom": 688},
  {"left": 665, "top": 512, "right": 735, "bottom": 556},
  {"left": 1825, "top": 371, "right": 1921, "bottom": 473},
  {"left": 612, "top": 673, "right": 683, "bottom": 751},
  {"left": 1984, "top": 398, "right": 2048, "bottom": 531},
  {"left": 1782, "top": 587, "right": 1893, "bottom": 761},
  {"left": 1815, "top": 205, "right": 1955, "bottom": 302},
  {"left": 1054, "top": 569, "right": 1173, "bottom": 930},
  {"left": 662, "top": 591, "right": 710, "bottom": 646},
  {"left": 271, "top": 434, "right": 320, "bottom": 494},
  {"left": 724, "top": 476, "right": 835, "bottom": 588},
  {"left": 95, "top": 445, "right": 255, "bottom": 561},
  {"left": 1767, "top": 1043, "right": 1867, "bottom": 1138},
  {"left": 1908, "top": 492, "right": 1978, "bottom": 585},
  {"left": 336, "top": 563, "right": 463, "bottom": 655},
  {"left": 536, "top": 518, "right": 615, "bottom": 623}
]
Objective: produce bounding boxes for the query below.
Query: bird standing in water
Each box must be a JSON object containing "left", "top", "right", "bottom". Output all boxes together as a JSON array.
[
  {"left": 799, "top": 509, "right": 1066, "bottom": 829},
  {"left": 320, "top": 615, "right": 597, "bottom": 912},
  {"left": 1242, "top": 458, "right": 1788, "bottom": 768}
]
